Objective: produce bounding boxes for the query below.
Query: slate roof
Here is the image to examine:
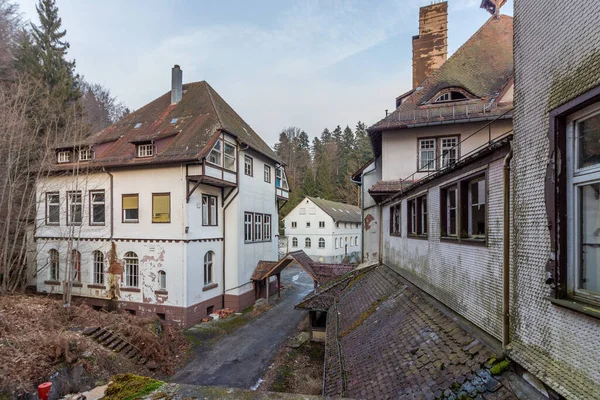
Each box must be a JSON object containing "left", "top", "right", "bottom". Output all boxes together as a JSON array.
[
  {"left": 310, "top": 263, "right": 355, "bottom": 284},
  {"left": 368, "top": 15, "right": 514, "bottom": 158},
  {"left": 54, "top": 81, "right": 281, "bottom": 170},
  {"left": 323, "top": 265, "right": 519, "bottom": 399},
  {"left": 307, "top": 197, "right": 361, "bottom": 224},
  {"left": 369, "top": 179, "right": 415, "bottom": 194}
]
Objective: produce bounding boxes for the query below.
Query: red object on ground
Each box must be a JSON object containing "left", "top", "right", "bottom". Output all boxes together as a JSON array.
[{"left": 38, "top": 382, "right": 52, "bottom": 400}]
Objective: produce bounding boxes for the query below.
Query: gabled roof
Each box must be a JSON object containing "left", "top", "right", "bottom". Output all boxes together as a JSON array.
[
  {"left": 54, "top": 81, "right": 281, "bottom": 170},
  {"left": 306, "top": 197, "right": 361, "bottom": 224},
  {"left": 368, "top": 15, "right": 514, "bottom": 158}
]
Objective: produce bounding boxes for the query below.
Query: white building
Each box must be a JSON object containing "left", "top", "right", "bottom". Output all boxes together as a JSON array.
[
  {"left": 283, "top": 197, "right": 361, "bottom": 263},
  {"left": 34, "top": 65, "right": 289, "bottom": 327}
]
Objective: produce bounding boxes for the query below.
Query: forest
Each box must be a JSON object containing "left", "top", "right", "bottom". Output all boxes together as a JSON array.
[{"left": 274, "top": 123, "right": 373, "bottom": 220}]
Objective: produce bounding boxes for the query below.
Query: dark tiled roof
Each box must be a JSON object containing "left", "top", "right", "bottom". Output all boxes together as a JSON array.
[
  {"left": 310, "top": 263, "right": 355, "bottom": 284},
  {"left": 306, "top": 197, "right": 361, "bottom": 223},
  {"left": 369, "top": 179, "right": 415, "bottom": 194},
  {"left": 324, "top": 265, "right": 511, "bottom": 399},
  {"left": 287, "top": 250, "right": 319, "bottom": 282},
  {"left": 251, "top": 261, "right": 279, "bottom": 281},
  {"left": 54, "top": 81, "right": 280, "bottom": 170},
  {"left": 350, "top": 158, "right": 374, "bottom": 181},
  {"left": 368, "top": 15, "right": 514, "bottom": 158}
]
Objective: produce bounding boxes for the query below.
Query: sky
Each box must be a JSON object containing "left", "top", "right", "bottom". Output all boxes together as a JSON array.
[{"left": 15, "top": 0, "right": 513, "bottom": 147}]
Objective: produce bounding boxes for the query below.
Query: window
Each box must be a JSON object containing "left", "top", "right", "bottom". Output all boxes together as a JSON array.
[
  {"left": 137, "top": 144, "right": 154, "bottom": 158},
  {"left": 49, "top": 249, "right": 59, "bottom": 281},
  {"left": 254, "top": 214, "right": 263, "bottom": 241},
  {"left": 93, "top": 251, "right": 104, "bottom": 285},
  {"left": 305, "top": 238, "right": 311, "bottom": 248},
  {"left": 299, "top": 208, "right": 306, "bottom": 215},
  {"left": 345, "top": 223, "right": 348, "bottom": 228},
  {"left": 202, "top": 194, "right": 218, "bottom": 226},
  {"left": 276, "top": 167, "right": 289, "bottom": 190},
  {"left": 335, "top": 238, "right": 338, "bottom": 248},
  {"left": 355, "top": 236, "right": 359, "bottom": 246},
  {"left": 46, "top": 192, "right": 60, "bottom": 225},
  {"left": 432, "top": 90, "right": 468, "bottom": 103},
  {"left": 309, "top": 207, "right": 316, "bottom": 215},
  {"left": 244, "top": 213, "right": 253, "bottom": 242},
  {"left": 79, "top": 148, "right": 93, "bottom": 161},
  {"left": 319, "top": 238, "right": 325, "bottom": 248},
  {"left": 291, "top": 221, "right": 297, "bottom": 228},
  {"left": 390, "top": 203, "right": 401, "bottom": 236},
  {"left": 306, "top": 222, "right": 311, "bottom": 228},
  {"left": 419, "top": 139, "right": 436, "bottom": 171},
  {"left": 67, "top": 191, "right": 82, "bottom": 225},
  {"left": 244, "top": 155, "right": 253, "bottom": 176},
  {"left": 57, "top": 151, "right": 71, "bottom": 163},
  {"left": 566, "top": 103, "right": 600, "bottom": 300},
  {"left": 134, "top": 122, "right": 142, "bottom": 129},
  {"left": 292, "top": 237, "right": 298, "bottom": 247},
  {"left": 90, "top": 190, "right": 105, "bottom": 225},
  {"left": 336, "top": 222, "right": 340, "bottom": 228},
  {"left": 71, "top": 250, "right": 81, "bottom": 282},
  {"left": 122, "top": 194, "right": 139, "bottom": 223},
  {"left": 208, "top": 140, "right": 222, "bottom": 166},
  {"left": 152, "top": 193, "right": 170, "bottom": 223},
  {"left": 264, "top": 165, "right": 271, "bottom": 183},
  {"left": 420, "top": 196, "right": 428, "bottom": 235},
  {"left": 158, "top": 270, "right": 166, "bottom": 290},
  {"left": 124, "top": 252, "right": 139, "bottom": 287},
  {"left": 441, "top": 137, "right": 459, "bottom": 168},
  {"left": 204, "top": 252, "right": 214, "bottom": 285},
  {"left": 467, "top": 178, "right": 485, "bottom": 237},
  {"left": 224, "top": 141, "right": 236, "bottom": 171},
  {"left": 407, "top": 199, "right": 417, "bottom": 235},
  {"left": 264, "top": 215, "right": 271, "bottom": 241},
  {"left": 170, "top": 118, "right": 178, "bottom": 124},
  {"left": 319, "top": 221, "right": 325, "bottom": 228},
  {"left": 441, "top": 186, "right": 458, "bottom": 237}
]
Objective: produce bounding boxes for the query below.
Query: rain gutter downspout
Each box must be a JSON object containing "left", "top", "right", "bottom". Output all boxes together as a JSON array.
[
  {"left": 102, "top": 168, "right": 114, "bottom": 239},
  {"left": 502, "top": 142, "right": 513, "bottom": 348},
  {"left": 222, "top": 188, "right": 239, "bottom": 309},
  {"left": 350, "top": 161, "right": 378, "bottom": 263}
]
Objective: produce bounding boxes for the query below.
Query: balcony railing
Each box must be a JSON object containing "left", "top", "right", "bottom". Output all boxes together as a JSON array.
[{"left": 396, "top": 101, "right": 499, "bottom": 123}]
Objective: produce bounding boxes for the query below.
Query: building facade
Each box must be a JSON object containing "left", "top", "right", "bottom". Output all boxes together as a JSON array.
[
  {"left": 34, "top": 65, "right": 289, "bottom": 326},
  {"left": 508, "top": 1, "right": 600, "bottom": 398},
  {"left": 283, "top": 197, "right": 361, "bottom": 263}
]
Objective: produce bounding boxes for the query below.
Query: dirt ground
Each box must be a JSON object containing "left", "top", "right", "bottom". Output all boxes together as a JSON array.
[
  {"left": 0, "top": 294, "right": 190, "bottom": 398},
  {"left": 259, "top": 316, "right": 325, "bottom": 396}
]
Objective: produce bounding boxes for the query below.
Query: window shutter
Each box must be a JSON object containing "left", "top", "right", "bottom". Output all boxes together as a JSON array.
[
  {"left": 153, "top": 194, "right": 170, "bottom": 222},
  {"left": 123, "top": 195, "right": 138, "bottom": 209}
]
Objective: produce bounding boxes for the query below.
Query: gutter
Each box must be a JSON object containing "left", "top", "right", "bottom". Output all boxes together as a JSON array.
[
  {"left": 502, "top": 142, "right": 513, "bottom": 348},
  {"left": 222, "top": 188, "right": 239, "bottom": 309},
  {"left": 102, "top": 168, "right": 114, "bottom": 239}
]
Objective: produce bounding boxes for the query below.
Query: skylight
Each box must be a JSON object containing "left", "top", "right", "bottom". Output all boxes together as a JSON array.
[
  {"left": 170, "top": 118, "right": 179, "bottom": 124},
  {"left": 134, "top": 123, "right": 142, "bottom": 129}
]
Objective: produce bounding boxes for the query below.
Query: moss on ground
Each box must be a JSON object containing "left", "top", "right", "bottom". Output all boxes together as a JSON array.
[
  {"left": 103, "top": 374, "right": 164, "bottom": 400},
  {"left": 490, "top": 360, "right": 510, "bottom": 375}
]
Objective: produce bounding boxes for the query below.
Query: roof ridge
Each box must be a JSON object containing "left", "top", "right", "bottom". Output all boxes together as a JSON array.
[{"left": 204, "top": 82, "right": 225, "bottom": 131}]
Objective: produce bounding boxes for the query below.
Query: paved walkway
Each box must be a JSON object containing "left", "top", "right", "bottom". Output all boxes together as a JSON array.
[{"left": 171, "top": 265, "right": 314, "bottom": 389}]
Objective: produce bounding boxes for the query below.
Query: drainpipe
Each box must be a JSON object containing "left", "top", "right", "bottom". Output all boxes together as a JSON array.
[
  {"left": 102, "top": 168, "right": 114, "bottom": 239},
  {"left": 502, "top": 142, "right": 513, "bottom": 348},
  {"left": 222, "top": 189, "right": 239, "bottom": 309},
  {"left": 350, "top": 161, "right": 378, "bottom": 263}
]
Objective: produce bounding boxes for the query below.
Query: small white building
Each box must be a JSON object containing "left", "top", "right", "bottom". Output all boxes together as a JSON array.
[
  {"left": 34, "top": 65, "right": 289, "bottom": 327},
  {"left": 283, "top": 197, "right": 361, "bottom": 263}
]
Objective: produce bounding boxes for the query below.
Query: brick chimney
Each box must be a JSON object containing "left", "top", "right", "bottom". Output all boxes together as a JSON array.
[
  {"left": 171, "top": 64, "right": 183, "bottom": 104},
  {"left": 412, "top": 1, "right": 448, "bottom": 89}
]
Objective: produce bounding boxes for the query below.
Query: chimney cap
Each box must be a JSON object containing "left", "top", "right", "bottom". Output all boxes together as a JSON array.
[{"left": 173, "top": 64, "right": 181, "bottom": 69}]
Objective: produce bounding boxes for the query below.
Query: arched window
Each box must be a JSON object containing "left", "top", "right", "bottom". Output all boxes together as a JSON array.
[
  {"left": 355, "top": 236, "right": 359, "bottom": 246},
  {"left": 93, "top": 251, "right": 104, "bottom": 285},
  {"left": 319, "top": 238, "right": 325, "bottom": 248},
  {"left": 204, "top": 252, "right": 214, "bottom": 285},
  {"left": 432, "top": 90, "right": 468, "bottom": 103},
  {"left": 335, "top": 238, "right": 338, "bottom": 249},
  {"left": 124, "top": 252, "right": 139, "bottom": 287},
  {"left": 49, "top": 249, "right": 59, "bottom": 280},
  {"left": 292, "top": 237, "right": 298, "bottom": 247},
  {"left": 158, "top": 270, "right": 166, "bottom": 290},
  {"left": 305, "top": 238, "right": 311, "bottom": 248},
  {"left": 71, "top": 250, "right": 81, "bottom": 282}
]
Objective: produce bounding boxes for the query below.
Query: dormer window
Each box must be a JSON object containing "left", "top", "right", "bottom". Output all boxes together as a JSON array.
[
  {"left": 137, "top": 143, "right": 154, "bottom": 158},
  {"left": 134, "top": 122, "right": 142, "bottom": 129},
  {"left": 57, "top": 151, "right": 71, "bottom": 163},
  {"left": 79, "top": 148, "right": 93, "bottom": 161},
  {"left": 431, "top": 89, "right": 470, "bottom": 104},
  {"left": 170, "top": 118, "right": 179, "bottom": 124}
]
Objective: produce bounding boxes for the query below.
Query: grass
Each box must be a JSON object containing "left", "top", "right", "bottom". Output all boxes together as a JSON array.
[
  {"left": 102, "top": 374, "right": 164, "bottom": 400},
  {"left": 183, "top": 305, "right": 258, "bottom": 347}
]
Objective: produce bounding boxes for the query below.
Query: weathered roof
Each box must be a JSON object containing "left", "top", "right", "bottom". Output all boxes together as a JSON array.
[
  {"left": 350, "top": 158, "right": 374, "bottom": 182},
  {"left": 369, "top": 179, "right": 415, "bottom": 194},
  {"left": 310, "top": 263, "right": 355, "bottom": 284},
  {"left": 323, "top": 265, "right": 512, "bottom": 399},
  {"left": 54, "top": 81, "right": 281, "bottom": 170},
  {"left": 306, "top": 197, "right": 361, "bottom": 223},
  {"left": 251, "top": 261, "right": 280, "bottom": 281},
  {"left": 368, "top": 15, "right": 514, "bottom": 157}
]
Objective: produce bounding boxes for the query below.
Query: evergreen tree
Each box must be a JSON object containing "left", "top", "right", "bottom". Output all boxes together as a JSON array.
[
  {"left": 354, "top": 121, "right": 373, "bottom": 165},
  {"left": 320, "top": 128, "right": 332, "bottom": 144}
]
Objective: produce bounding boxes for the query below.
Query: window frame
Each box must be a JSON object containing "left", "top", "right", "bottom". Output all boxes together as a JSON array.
[
  {"left": 291, "top": 221, "right": 297, "bottom": 228},
  {"left": 46, "top": 192, "right": 60, "bottom": 225},
  {"left": 319, "top": 221, "right": 325, "bottom": 228},
  {"left": 389, "top": 202, "right": 401, "bottom": 236},
  {"left": 204, "top": 252, "right": 214, "bottom": 286},
  {"left": 207, "top": 139, "right": 223, "bottom": 167},
  {"left": 440, "top": 185, "right": 459, "bottom": 237},
  {"left": 244, "top": 212, "right": 254, "bottom": 242},
  {"left": 93, "top": 250, "right": 105, "bottom": 285},
  {"left": 264, "top": 165, "right": 271, "bottom": 183},
  {"left": 57, "top": 150, "right": 71, "bottom": 163},
  {"left": 407, "top": 194, "right": 427, "bottom": 237},
  {"left": 244, "top": 155, "right": 253, "bottom": 176},
  {"left": 305, "top": 237, "right": 311, "bottom": 248},
  {"left": 71, "top": 250, "right": 81, "bottom": 283},
  {"left": 292, "top": 237, "right": 298, "bottom": 248},
  {"left": 79, "top": 148, "right": 93, "bottom": 161},
  {"left": 124, "top": 252, "right": 139, "bottom": 288},
  {"left": 276, "top": 167, "right": 289, "bottom": 190},
  {"left": 264, "top": 214, "right": 272, "bottom": 241},
  {"left": 136, "top": 143, "right": 154, "bottom": 158},
  {"left": 158, "top": 270, "right": 167, "bottom": 290},
  {"left": 441, "top": 136, "right": 459, "bottom": 168},
  {"left": 122, "top": 194, "right": 139, "bottom": 223},
  {"left": 49, "top": 249, "right": 59, "bottom": 281},
  {"left": 152, "top": 193, "right": 171, "bottom": 223},
  {"left": 418, "top": 138, "right": 437, "bottom": 171},
  {"left": 466, "top": 177, "right": 486, "bottom": 238},
  {"left": 67, "top": 191, "right": 83, "bottom": 226},
  {"left": 319, "top": 238, "right": 325, "bottom": 248},
  {"left": 202, "top": 194, "right": 218, "bottom": 226},
  {"left": 223, "top": 141, "right": 237, "bottom": 172},
  {"left": 89, "top": 190, "right": 106, "bottom": 226}
]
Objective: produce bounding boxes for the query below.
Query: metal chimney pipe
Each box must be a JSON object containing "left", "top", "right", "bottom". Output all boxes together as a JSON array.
[{"left": 171, "top": 65, "right": 183, "bottom": 104}]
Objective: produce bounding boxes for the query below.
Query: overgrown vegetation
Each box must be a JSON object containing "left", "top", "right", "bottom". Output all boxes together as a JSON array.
[
  {"left": 0, "top": 295, "right": 190, "bottom": 396},
  {"left": 103, "top": 374, "right": 164, "bottom": 400}
]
